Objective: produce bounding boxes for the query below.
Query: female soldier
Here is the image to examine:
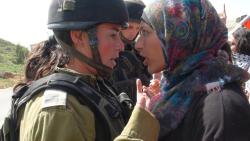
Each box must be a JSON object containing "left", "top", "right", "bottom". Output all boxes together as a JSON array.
[{"left": 16, "top": 0, "right": 160, "bottom": 141}]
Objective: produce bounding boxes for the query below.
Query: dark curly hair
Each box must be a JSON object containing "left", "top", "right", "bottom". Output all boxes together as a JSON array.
[
  {"left": 233, "top": 27, "right": 250, "bottom": 55},
  {"left": 14, "top": 36, "right": 69, "bottom": 92}
]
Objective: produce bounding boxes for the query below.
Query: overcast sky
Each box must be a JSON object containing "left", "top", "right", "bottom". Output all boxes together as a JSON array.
[{"left": 0, "top": 0, "right": 249, "bottom": 48}]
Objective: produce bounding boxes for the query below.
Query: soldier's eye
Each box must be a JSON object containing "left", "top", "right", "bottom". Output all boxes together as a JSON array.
[
  {"left": 111, "top": 33, "right": 116, "bottom": 37},
  {"left": 110, "top": 31, "right": 119, "bottom": 40}
]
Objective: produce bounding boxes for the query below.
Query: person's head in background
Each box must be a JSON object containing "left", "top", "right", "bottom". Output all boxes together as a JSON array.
[
  {"left": 229, "top": 27, "right": 250, "bottom": 55},
  {"left": 135, "top": 0, "right": 228, "bottom": 74},
  {"left": 120, "top": 0, "right": 145, "bottom": 46},
  {"left": 48, "top": 0, "right": 128, "bottom": 78}
]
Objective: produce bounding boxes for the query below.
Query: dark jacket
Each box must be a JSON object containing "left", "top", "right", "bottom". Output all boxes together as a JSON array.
[{"left": 159, "top": 82, "right": 250, "bottom": 141}]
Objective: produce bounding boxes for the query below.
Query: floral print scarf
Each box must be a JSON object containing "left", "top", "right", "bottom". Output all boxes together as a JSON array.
[{"left": 143, "top": 0, "right": 249, "bottom": 137}]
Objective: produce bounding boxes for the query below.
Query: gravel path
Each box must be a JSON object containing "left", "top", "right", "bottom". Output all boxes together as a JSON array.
[{"left": 0, "top": 87, "right": 13, "bottom": 126}]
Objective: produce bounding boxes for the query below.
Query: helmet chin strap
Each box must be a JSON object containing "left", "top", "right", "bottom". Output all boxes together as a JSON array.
[
  {"left": 86, "top": 27, "right": 113, "bottom": 78},
  {"left": 54, "top": 32, "right": 112, "bottom": 79}
]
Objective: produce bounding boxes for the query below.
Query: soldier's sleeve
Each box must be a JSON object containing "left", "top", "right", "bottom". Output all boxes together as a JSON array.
[
  {"left": 19, "top": 90, "right": 96, "bottom": 141},
  {"left": 114, "top": 106, "right": 160, "bottom": 141}
]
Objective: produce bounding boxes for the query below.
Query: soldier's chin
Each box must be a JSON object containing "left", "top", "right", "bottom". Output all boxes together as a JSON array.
[
  {"left": 147, "top": 65, "right": 155, "bottom": 75},
  {"left": 112, "top": 58, "right": 119, "bottom": 69},
  {"left": 111, "top": 59, "right": 117, "bottom": 68}
]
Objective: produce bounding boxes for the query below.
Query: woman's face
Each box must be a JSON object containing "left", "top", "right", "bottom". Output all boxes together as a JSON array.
[{"left": 135, "top": 22, "right": 166, "bottom": 74}]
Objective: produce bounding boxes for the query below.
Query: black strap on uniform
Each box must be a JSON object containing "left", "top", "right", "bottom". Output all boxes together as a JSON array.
[
  {"left": 0, "top": 85, "right": 29, "bottom": 141},
  {"left": 12, "top": 73, "right": 125, "bottom": 141},
  {"left": 54, "top": 33, "right": 112, "bottom": 79}
]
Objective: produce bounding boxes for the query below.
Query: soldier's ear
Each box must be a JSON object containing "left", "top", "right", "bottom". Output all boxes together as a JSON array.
[{"left": 70, "top": 31, "right": 88, "bottom": 47}]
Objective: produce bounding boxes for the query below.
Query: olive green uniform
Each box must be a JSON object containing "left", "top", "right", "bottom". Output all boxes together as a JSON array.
[{"left": 19, "top": 70, "right": 159, "bottom": 141}]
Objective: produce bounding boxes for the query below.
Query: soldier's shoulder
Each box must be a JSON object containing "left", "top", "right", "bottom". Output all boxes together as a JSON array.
[{"left": 41, "top": 89, "right": 67, "bottom": 109}]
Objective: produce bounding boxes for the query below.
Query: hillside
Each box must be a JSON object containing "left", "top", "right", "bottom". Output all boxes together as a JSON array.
[{"left": 0, "top": 38, "right": 29, "bottom": 88}]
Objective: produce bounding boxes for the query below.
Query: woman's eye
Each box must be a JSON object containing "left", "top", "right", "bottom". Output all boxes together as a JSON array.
[{"left": 141, "top": 29, "right": 150, "bottom": 37}]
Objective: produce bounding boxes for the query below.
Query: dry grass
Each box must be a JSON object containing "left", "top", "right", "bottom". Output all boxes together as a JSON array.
[{"left": 0, "top": 74, "right": 23, "bottom": 89}]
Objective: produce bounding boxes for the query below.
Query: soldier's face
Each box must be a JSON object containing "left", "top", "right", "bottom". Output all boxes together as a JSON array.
[
  {"left": 96, "top": 23, "right": 124, "bottom": 69},
  {"left": 121, "top": 22, "right": 140, "bottom": 41},
  {"left": 135, "top": 22, "right": 166, "bottom": 74}
]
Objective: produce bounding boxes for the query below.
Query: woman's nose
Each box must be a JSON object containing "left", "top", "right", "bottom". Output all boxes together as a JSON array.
[{"left": 135, "top": 35, "right": 143, "bottom": 51}]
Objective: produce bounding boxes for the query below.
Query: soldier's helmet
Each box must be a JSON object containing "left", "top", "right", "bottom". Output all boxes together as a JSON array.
[
  {"left": 48, "top": 0, "right": 129, "bottom": 30},
  {"left": 124, "top": 0, "right": 145, "bottom": 22}
]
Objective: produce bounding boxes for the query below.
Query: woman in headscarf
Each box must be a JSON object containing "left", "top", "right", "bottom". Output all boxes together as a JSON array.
[{"left": 135, "top": 0, "right": 250, "bottom": 140}]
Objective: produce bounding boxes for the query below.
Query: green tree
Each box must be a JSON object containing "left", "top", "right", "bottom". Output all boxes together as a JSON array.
[{"left": 15, "top": 44, "right": 29, "bottom": 64}]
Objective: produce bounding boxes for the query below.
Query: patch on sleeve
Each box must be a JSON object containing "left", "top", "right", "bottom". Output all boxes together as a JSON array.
[
  {"left": 245, "top": 80, "right": 250, "bottom": 92},
  {"left": 205, "top": 81, "right": 221, "bottom": 94},
  {"left": 42, "top": 89, "right": 67, "bottom": 108}
]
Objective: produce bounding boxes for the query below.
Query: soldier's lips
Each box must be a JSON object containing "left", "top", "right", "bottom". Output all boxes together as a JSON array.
[
  {"left": 143, "top": 58, "right": 148, "bottom": 66},
  {"left": 111, "top": 59, "right": 117, "bottom": 67}
]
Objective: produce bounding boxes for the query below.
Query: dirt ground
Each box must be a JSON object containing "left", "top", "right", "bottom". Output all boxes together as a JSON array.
[{"left": 0, "top": 74, "right": 23, "bottom": 89}]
